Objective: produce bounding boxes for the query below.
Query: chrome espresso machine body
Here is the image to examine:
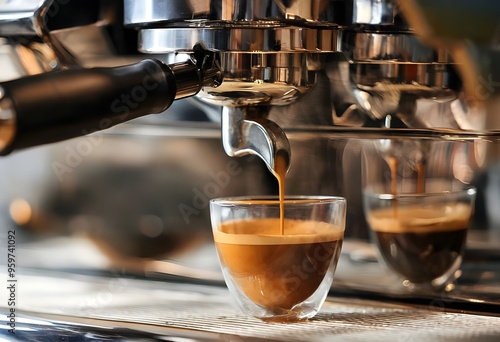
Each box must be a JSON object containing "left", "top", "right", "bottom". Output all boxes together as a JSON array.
[{"left": 1, "top": 1, "right": 500, "bottom": 262}]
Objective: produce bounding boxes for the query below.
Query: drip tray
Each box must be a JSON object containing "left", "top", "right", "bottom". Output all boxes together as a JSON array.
[{"left": 5, "top": 271, "right": 500, "bottom": 341}]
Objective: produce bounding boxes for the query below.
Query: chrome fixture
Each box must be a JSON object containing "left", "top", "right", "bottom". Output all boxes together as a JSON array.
[
  {"left": 122, "top": 0, "right": 470, "bottom": 172},
  {"left": 1, "top": 0, "right": 500, "bottom": 171}
]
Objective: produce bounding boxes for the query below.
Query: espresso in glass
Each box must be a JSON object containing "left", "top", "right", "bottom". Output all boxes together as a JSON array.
[
  {"left": 367, "top": 201, "right": 473, "bottom": 287},
  {"left": 214, "top": 218, "right": 343, "bottom": 312},
  {"left": 210, "top": 197, "right": 346, "bottom": 321}
]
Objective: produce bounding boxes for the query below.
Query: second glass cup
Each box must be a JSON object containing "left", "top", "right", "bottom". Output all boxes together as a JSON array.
[
  {"left": 210, "top": 196, "right": 346, "bottom": 321},
  {"left": 362, "top": 138, "right": 477, "bottom": 291},
  {"left": 364, "top": 189, "right": 476, "bottom": 291}
]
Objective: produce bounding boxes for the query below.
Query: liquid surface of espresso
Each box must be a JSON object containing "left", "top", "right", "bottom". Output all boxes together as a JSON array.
[
  {"left": 367, "top": 203, "right": 471, "bottom": 283},
  {"left": 214, "top": 218, "right": 343, "bottom": 312}
]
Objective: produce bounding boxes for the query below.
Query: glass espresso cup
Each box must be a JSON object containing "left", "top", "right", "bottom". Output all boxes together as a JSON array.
[
  {"left": 363, "top": 189, "right": 476, "bottom": 291},
  {"left": 210, "top": 196, "right": 346, "bottom": 321}
]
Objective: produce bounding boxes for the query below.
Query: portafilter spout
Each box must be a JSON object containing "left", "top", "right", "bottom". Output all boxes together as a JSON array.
[
  {"left": 222, "top": 106, "right": 291, "bottom": 177},
  {"left": 193, "top": 51, "right": 317, "bottom": 178}
]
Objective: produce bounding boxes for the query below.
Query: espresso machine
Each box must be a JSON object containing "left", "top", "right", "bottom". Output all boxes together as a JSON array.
[
  {"left": 0, "top": 0, "right": 500, "bottom": 340},
  {"left": 1, "top": 0, "right": 500, "bottom": 334},
  {"left": 2, "top": 0, "right": 500, "bottom": 228},
  {"left": 0, "top": 1, "right": 490, "bottom": 160}
]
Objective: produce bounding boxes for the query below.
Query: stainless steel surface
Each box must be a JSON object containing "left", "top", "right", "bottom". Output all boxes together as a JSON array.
[
  {"left": 329, "top": 62, "right": 459, "bottom": 127},
  {"left": 397, "top": 0, "right": 500, "bottom": 131},
  {"left": 343, "top": 30, "right": 452, "bottom": 63},
  {"left": 0, "top": 0, "right": 480, "bottom": 170},
  {"left": 333, "top": 27, "right": 461, "bottom": 128},
  {"left": 134, "top": 3, "right": 332, "bottom": 141},
  {"left": 0, "top": 86, "right": 15, "bottom": 151},
  {"left": 0, "top": 0, "right": 61, "bottom": 77},
  {"left": 196, "top": 52, "right": 317, "bottom": 106},
  {"left": 6, "top": 270, "right": 500, "bottom": 341},
  {"left": 124, "top": 0, "right": 397, "bottom": 27},
  {"left": 126, "top": 0, "right": 452, "bottom": 171},
  {"left": 126, "top": 0, "right": 467, "bottom": 169},
  {"left": 170, "top": 44, "right": 223, "bottom": 100},
  {"left": 125, "top": 0, "right": 341, "bottom": 26},
  {"left": 353, "top": 0, "right": 396, "bottom": 25},
  {"left": 140, "top": 24, "right": 323, "bottom": 171},
  {"left": 139, "top": 27, "right": 341, "bottom": 53},
  {"left": 0, "top": 0, "right": 48, "bottom": 36}
]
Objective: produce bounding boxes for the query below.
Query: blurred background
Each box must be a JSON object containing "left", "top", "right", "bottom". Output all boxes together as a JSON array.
[{"left": 1, "top": 94, "right": 500, "bottom": 275}]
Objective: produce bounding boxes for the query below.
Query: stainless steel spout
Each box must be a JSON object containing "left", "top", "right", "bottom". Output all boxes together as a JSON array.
[
  {"left": 124, "top": 0, "right": 340, "bottom": 171},
  {"left": 222, "top": 106, "right": 290, "bottom": 176}
]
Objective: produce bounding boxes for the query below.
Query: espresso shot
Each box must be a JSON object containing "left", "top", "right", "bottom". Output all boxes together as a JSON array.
[
  {"left": 368, "top": 203, "right": 471, "bottom": 284},
  {"left": 364, "top": 190, "right": 477, "bottom": 289},
  {"left": 210, "top": 197, "right": 346, "bottom": 321},
  {"left": 214, "top": 218, "right": 343, "bottom": 312}
]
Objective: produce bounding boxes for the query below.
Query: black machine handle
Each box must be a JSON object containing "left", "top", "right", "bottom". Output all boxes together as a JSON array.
[{"left": 0, "top": 44, "right": 222, "bottom": 155}]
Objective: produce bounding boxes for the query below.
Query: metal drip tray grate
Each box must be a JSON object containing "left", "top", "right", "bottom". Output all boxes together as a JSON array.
[
  {"left": 9, "top": 272, "right": 500, "bottom": 341},
  {"left": 83, "top": 304, "right": 500, "bottom": 341}
]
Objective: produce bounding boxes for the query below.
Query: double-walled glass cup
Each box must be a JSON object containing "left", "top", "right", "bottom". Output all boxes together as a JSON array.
[
  {"left": 363, "top": 189, "right": 476, "bottom": 290},
  {"left": 210, "top": 196, "right": 346, "bottom": 321},
  {"left": 362, "top": 139, "right": 478, "bottom": 291}
]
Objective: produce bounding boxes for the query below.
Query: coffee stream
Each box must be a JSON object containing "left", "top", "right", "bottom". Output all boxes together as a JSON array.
[
  {"left": 212, "top": 154, "right": 345, "bottom": 314},
  {"left": 374, "top": 155, "right": 471, "bottom": 284},
  {"left": 389, "top": 156, "right": 399, "bottom": 214},
  {"left": 416, "top": 161, "right": 426, "bottom": 194},
  {"left": 388, "top": 155, "right": 426, "bottom": 224},
  {"left": 274, "top": 154, "right": 287, "bottom": 235},
  {"left": 388, "top": 156, "right": 426, "bottom": 199}
]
